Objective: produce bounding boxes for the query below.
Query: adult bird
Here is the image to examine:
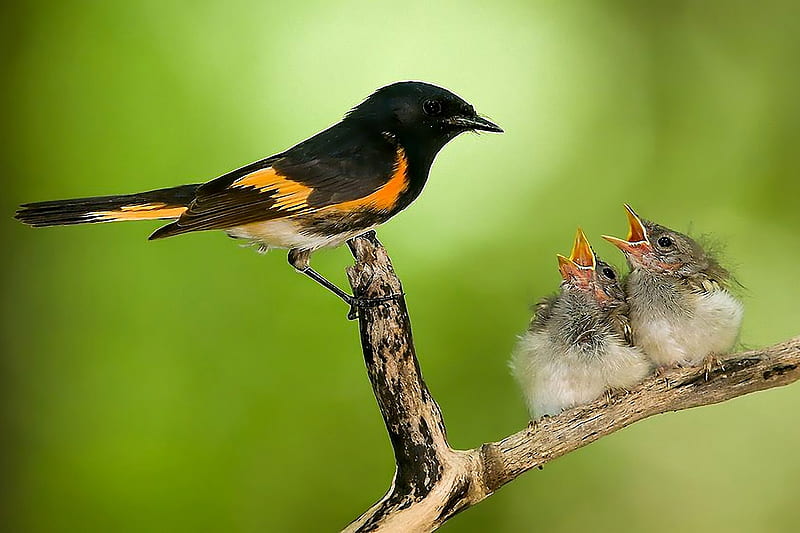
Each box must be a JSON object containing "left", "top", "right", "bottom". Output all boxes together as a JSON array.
[{"left": 16, "top": 81, "right": 502, "bottom": 316}]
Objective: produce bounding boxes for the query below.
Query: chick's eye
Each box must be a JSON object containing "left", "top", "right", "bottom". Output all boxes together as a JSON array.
[
  {"left": 602, "top": 267, "right": 616, "bottom": 280},
  {"left": 422, "top": 99, "right": 442, "bottom": 116},
  {"left": 657, "top": 236, "right": 673, "bottom": 248}
]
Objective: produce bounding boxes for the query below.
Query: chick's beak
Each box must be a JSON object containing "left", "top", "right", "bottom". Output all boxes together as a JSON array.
[
  {"left": 570, "top": 228, "right": 596, "bottom": 269},
  {"left": 602, "top": 204, "right": 651, "bottom": 257},
  {"left": 558, "top": 228, "right": 596, "bottom": 282},
  {"left": 622, "top": 204, "right": 647, "bottom": 243},
  {"left": 446, "top": 114, "right": 503, "bottom": 133},
  {"left": 557, "top": 255, "right": 584, "bottom": 282}
]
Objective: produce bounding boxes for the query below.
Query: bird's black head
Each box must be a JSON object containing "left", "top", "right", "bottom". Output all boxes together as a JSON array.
[{"left": 344, "top": 81, "right": 502, "bottom": 155}]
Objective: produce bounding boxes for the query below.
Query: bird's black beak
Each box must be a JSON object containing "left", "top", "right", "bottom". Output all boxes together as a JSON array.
[{"left": 446, "top": 114, "right": 503, "bottom": 133}]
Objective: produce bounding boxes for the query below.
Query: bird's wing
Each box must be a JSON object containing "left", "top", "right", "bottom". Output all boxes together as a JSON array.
[
  {"left": 150, "top": 145, "right": 408, "bottom": 239},
  {"left": 687, "top": 276, "right": 723, "bottom": 294},
  {"left": 529, "top": 295, "right": 558, "bottom": 330}
]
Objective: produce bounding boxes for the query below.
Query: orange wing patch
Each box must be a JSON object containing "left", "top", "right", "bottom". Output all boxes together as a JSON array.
[
  {"left": 328, "top": 148, "right": 409, "bottom": 212},
  {"left": 230, "top": 148, "right": 408, "bottom": 216},
  {"left": 92, "top": 203, "right": 187, "bottom": 222},
  {"left": 232, "top": 167, "right": 313, "bottom": 213}
]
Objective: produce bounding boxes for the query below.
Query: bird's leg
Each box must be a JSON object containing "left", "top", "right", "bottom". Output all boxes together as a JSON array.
[
  {"left": 288, "top": 249, "right": 358, "bottom": 317},
  {"left": 287, "top": 248, "right": 402, "bottom": 320}
]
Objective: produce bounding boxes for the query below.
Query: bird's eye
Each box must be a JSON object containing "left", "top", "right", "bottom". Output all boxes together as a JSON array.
[
  {"left": 657, "top": 236, "right": 673, "bottom": 248},
  {"left": 602, "top": 267, "right": 616, "bottom": 280},
  {"left": 422, "top": 99, "right": 442, "bottom": 116}
]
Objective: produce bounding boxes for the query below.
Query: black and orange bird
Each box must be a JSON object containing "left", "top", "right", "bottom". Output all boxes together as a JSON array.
[{"left": 15, "top": 81, "right": 502, "bottom": 315}]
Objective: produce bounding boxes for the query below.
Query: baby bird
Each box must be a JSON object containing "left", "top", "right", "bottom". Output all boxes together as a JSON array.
[
  {"left": 511, "top": 229, "right": 651, "bottom": 419},
  {"left": 602, "top": 205, "right": 744, "bottom": 369}
]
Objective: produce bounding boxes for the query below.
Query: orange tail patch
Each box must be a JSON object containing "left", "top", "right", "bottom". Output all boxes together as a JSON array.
[{"left": 91, "top": 203, "right": 188, "bottom": 222}]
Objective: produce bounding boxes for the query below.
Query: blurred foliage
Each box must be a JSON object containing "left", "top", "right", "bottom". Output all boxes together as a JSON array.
[{"left": 1, "top": 1, "right": 799, "bottom": 532}]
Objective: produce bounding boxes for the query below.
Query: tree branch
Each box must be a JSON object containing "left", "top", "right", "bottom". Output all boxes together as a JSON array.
[{"left": 343, "top": 233, "right": 800, "bottom": 533}]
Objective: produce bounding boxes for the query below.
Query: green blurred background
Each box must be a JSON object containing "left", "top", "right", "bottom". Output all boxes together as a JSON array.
[{"left": 2, "top": 1, "right": 799, "bottom": 531}]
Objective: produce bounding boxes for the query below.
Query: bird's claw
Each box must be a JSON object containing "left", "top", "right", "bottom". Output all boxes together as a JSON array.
[
  {"left": 654, "top": 366, "right": 672, "bottom": 386},
  {"left": 345, "top": 293, "right": 405, "bottom": 320},
  {"left": 528, "top": 414, "right": 549, "bottom": 433},
  {"left": 702, "top": 355, "right": 725, "bottom": 381}
]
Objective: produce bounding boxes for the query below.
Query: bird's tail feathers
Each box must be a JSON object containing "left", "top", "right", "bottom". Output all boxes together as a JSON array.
[{"left": 15, "top": 184, "right": 200, "bottom": 227}]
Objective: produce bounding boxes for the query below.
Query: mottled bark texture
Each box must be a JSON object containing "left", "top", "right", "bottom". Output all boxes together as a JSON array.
[{"left": 343, "top": 232, "right": 800, "bottom": 533}]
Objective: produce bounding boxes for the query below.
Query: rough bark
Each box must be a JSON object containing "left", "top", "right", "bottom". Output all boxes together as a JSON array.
[{"left": 342, "top": 232, "right": 800, "bottom": 533}]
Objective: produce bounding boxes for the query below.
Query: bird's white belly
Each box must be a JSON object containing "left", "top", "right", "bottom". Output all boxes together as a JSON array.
[
  {"left": 511, "top": 331, "right": 650, "bottom": 419},
  {"left": 632, "top": 289, "right": 744, "bottom": 367},
  {"left": 226, "top": 219, "right": 373, "bottom": 251}
]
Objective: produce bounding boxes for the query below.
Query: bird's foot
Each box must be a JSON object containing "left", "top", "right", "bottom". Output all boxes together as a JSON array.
[
  {"left": 702, "top": 354, "right": 725, "bottom": 381},
  {"left": 654, "top": 366, "right": 675, "bottom": 386},
  {"left": 345, "top": 293, "right": 405, "bottom": 320},
  {"left": 527, "top": 414, "right": 548, "bottom": 433}
]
